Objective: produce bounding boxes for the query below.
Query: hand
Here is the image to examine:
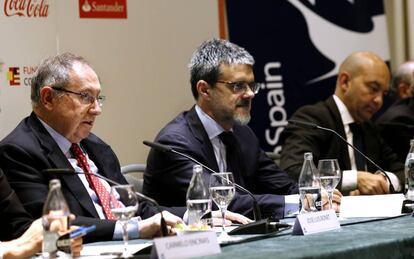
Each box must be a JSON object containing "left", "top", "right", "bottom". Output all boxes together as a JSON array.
[
  {"left": 138, "top": 211, "right": 183, "bottom": 239},
  {"left": 52, "top": 214, "right": 83, "bottom": 257},
  {"left": 51, "top": 214, "right": 83, "bottom": 257},
  {"left": 349, "top": 190, "right": 360, "bottom": 196},
  {"left": 211, "top": 210, "right": 253, "bottom": 226},
  {"left": 67, "top": 226, "right": 83, "bottom": 258},
  {"left": 321, "top": 189, "right": 342, "bottom": 213},
  {"left": 357, "top": 171, "right": 389, "bottom": 194},
  {"left": 2, "top": 218, "right": 43, "bottom": 259}
]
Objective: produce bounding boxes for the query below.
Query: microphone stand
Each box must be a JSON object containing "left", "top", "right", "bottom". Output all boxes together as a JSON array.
[
  {"left": 288, "top": 119, "right": 396, "bottom": 193},
  {"left": 170, "top": 147, "right": 263, "bottom": 221},
  {"left": 45, "top": 168, "right": 169, "bottom": 236},
  {"left": 143, "top": 141, "right": 293, "bottom": 235},
  {"left": 143, "top": 140, "right": 262, "bottom": 221}
]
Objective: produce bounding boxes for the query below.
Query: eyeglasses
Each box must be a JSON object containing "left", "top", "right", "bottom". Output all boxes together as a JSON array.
[
  {"left": 51, "top": 87, "right": 106, "bottom": 107},
  {"left": 216, "top": 80, "right": 260, "bottom": 94}
]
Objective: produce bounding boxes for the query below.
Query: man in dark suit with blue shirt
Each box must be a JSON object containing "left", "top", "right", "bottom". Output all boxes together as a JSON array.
[{"left": 144, "top": 39, "right": 307, "bottom": 219}]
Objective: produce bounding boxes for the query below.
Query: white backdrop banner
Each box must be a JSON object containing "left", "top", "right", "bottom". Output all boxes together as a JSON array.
[
  {"left": 0, "top": 0, "right": 56, "bottom": 138},
  {"left": 0, "top": 0, "right": 216, "bottom": 165}
]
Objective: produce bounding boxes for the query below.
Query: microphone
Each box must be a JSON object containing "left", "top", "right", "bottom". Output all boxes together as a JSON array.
[
  {"left": 143, "top": 141, "right": 290, "bottom": 235},
  {"left": 288, "top": 119, "right": 396, "bottom": 193},
  {"left": 143, "top": 140, "right": 262, "bottom": 221},
  {"left": 44, "top": 168, "right": 169, "bottom": 236}
]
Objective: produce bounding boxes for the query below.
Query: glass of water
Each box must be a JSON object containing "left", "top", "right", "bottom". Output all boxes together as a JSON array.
[
  {"left": 110, "top": 185, "right": 139, "bottom": 258},
  {"left": 209, "top": 172, "right": 235, "bottom": 242},
  {"left": 318, "top": 159, "right": 341, "bottom": 210}
]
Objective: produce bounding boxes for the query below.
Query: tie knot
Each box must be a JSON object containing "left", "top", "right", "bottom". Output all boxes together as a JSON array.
[
  {"left": 219, "top": 131, "right": 237, "bottom": 147},
  {"left": 349, "top": 123, "right": 362, "bottom": 135},
  {"left": 71, "top": 143, "right": 83, "bottom": 157}
]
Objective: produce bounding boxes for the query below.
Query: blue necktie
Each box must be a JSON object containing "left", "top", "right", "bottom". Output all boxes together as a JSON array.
[{"left": 219, "top": 131, "right": 245, "bottom": 185}]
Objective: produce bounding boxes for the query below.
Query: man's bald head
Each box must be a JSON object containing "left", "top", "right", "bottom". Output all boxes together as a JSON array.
[{"left": 335, "top": 52, "right": 390, "bottom": 123}]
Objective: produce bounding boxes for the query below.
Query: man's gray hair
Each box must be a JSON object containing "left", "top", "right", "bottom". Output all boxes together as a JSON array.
[
  {"left": 31, "top": 52, "right": 90, "bottom": 106},
  {"left": 188, "top": 38, "right": 254, "bottom": 99},
  {"left": 390, "top": 61, "right": 414, "bottom": 100}
]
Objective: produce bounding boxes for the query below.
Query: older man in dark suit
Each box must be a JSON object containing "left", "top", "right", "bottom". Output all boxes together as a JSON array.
[
  {"left": 0, "top": 53, "right": 183, "bottom": 242},
  {"left": 281, "top": 52, "right": 404, "bottom": 195},
  {"left": 376, "top": 61, "right": 414, "bottom": 163}
]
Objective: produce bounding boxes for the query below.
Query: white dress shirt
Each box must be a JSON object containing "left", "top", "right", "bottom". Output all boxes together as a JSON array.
[
  {"left": 332, "top": 95, "right": 400, "bottom": 192},
  {"left": 195, "top": 105, "right": 299, "bottom": 216}
]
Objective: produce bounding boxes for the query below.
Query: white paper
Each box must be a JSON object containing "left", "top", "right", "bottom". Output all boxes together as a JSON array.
[
  {"left": 81, "top": 242, "right": 152, "bottom": 258},
  {"left": 340, "top": 193, "right": 405, "bottom": 218}
]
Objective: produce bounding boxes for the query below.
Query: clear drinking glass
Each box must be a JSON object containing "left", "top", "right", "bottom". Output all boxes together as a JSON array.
[
  {"left": 318, "top": 159, "right": 341, "bottom": 210},
  {"left": 209, "top": 172, "right": 235, "bottom": 242},
  {"left": 110, "top": 185, "right": 139, "bottom": 258}
]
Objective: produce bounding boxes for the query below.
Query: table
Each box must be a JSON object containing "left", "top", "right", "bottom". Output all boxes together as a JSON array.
[
  {"left": 204, "top": 214, "right": 414, "bottom": 259},
  {"left": 83, "top": 214, "right": 414, "bottom": 259}
]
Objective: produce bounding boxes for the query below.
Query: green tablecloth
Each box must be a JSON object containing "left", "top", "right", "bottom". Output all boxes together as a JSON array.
[
  {"left": 205, "top": 215, "right": 414, "bottom": 259},
  {"left": 83, "top": 215, "right": 414, "bottom": 259}
]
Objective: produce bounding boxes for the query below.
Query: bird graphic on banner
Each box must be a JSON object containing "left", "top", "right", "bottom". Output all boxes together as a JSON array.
[{"left": 288, "top": 0, "right": 389, "bottom": 85}]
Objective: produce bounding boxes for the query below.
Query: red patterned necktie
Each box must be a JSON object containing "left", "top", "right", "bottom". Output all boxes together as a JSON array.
[{"left": 70, "top": 143, "right": 119, "bottom": 220}]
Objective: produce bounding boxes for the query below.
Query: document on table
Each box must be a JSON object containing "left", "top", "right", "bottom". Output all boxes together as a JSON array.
[
  {"left": 81, "top": 241, "right": 152, "bottom": 258},
  {"left": 340, "top": 193, "right": 406, "bottom": 218}
]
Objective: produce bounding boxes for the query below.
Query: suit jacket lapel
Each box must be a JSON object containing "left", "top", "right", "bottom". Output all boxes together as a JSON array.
[
  {"left": 185, "top": 106, "right": 220, "bottom": 172},
  {"left": 28, "top": 113, "right": 100, "bottom": 218},
  {"left": 81, "top": 137, "right": 127, "bottom": 185}
]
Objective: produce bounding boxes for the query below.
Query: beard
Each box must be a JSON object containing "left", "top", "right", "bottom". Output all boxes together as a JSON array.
[
  {"left": 210, "top": 97, "right": 252, "bottom": 126},
  {"left": 233, "top": 99, "right": 251, "bottom": 125},
  {"left": 234, "top": 112, "right": 251, "bottom": 125}
]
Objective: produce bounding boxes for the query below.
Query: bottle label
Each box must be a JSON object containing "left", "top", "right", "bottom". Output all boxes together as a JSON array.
[
  {"left": 299, "top": 187, "right": 322, "bottom": 213},
  {"left": 187, "top": 199, "right": 212, "bottom": 230},
  {"left": 201, "top": 210, "right": 213, "bottom": 227},
  {"left": 43, "top": 230, "right": 59, "bottom": 254},
  {"left": 406, "top": 159, "right": 414, "bottom": 199}
]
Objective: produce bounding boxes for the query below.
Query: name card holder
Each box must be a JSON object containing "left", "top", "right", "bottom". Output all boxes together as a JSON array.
[
  {"left": 293, "top": 209, "right": 340, "bottom": 235},
  {"left": 154, "top": 231, "right": 220, "bottom": 259}
]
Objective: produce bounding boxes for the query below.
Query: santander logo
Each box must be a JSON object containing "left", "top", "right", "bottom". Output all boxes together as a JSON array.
[
  {"left": 4, "top": 0, "right": 49, "bottom": 18},
  {"left": 79, "top": 0, "right": 127, "bottom": 19},
  {"left": 81, "top": 0, "right": 92, "bottom": 13}
]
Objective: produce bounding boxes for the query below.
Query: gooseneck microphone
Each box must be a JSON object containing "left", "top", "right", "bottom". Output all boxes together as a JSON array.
[
  {"left": 288, "top": 119, "right": 396, "bottom": 193},
  {"left": 143, "top": 140, "right": 262, "bottom": 221},
  {"left": 44, "top": 168, "right": 169, "bottom": 236}
]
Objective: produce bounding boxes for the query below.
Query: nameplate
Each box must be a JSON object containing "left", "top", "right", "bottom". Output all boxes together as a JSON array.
[
  {"left": 154, "top": 231, "right": 220, "bottom": 259},
  {"left": 293, "top": 209, "right": 340, "bottom": 235}
]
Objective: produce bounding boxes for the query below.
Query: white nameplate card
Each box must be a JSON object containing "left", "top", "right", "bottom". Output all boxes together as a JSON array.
[
  {"left": 154, "top": 231, "right": 220, "bottom": 259},
  {"left": 293, "top": 209, "right": 340, "bottom": 235}
]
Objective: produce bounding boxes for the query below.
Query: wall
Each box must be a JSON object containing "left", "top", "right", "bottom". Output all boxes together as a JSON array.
[{"left": 0, "top": 0, "right": 219, "bottom": 165}]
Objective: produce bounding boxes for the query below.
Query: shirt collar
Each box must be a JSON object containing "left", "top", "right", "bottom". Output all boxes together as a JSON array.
[
  {"left": 37, "top": 116, "right": 73, "bottom": 157},
  {"left": 333, "top": 94, "right": 354, "bottom": 125},
  {"left": 195, "top": 105, "right": 228, "bottom": 140}
]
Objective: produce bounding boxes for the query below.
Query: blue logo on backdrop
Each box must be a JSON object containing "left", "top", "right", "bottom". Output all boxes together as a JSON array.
[{"left": 224, "top": 0, "right": 388, "bottom": 153}]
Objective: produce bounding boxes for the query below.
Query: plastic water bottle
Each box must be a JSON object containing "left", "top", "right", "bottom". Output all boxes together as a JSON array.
[
  {"left": 186, "top": 165, "right": 212, "bottom": 229},
  {"left": 298, "top": 152, "right": 322, "bottom": 213},
  {"left": 42, "top": 179, "right": 70, "bottom": 258},
  {"left": 405, "top": 139, "right": 414, "bottom": 200}
]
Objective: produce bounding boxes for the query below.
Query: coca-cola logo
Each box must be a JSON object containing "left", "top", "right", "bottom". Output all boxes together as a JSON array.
[{"left": 4, "top": 0, "right": 49, "bottom": 18}]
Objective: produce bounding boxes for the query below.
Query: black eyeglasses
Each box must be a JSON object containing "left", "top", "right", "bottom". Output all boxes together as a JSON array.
[
  {"left": 51, "top": 87, "right": 106, "bottom": 107},
  {"left": 216, "top": 80, "right": 260, "bottom": 94}
]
